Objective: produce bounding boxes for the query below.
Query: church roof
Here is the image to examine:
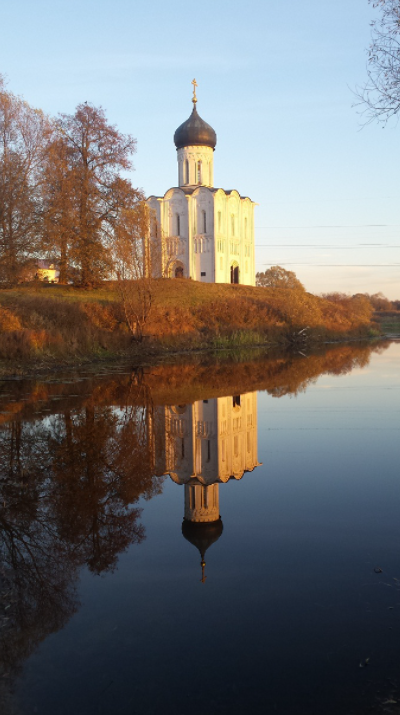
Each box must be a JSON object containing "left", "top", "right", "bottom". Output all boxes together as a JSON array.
[
  {"left": 174, "top": 104, "right": 217, "bottom": 150},
  {"left": 148, "top": 187, "right": 253, "bottom": 202}
]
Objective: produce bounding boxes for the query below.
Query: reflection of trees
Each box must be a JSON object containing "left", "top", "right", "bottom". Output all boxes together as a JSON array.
[
  {"left": 0, "top": 420, "right": 77, "bottom": 713},
  {"left": 50, "top": 401, "right": 162, "bottom": 574},
  {"left": 0, "top": 389, "right": 164, "bottom": 709},
  {"left": 135, "top": 341, "right": 391, "bottom": 403}
]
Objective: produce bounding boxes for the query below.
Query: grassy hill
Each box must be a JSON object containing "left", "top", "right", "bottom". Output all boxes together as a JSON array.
[{"left": 0, "top": 279, "right": 378, "bottom": 373}]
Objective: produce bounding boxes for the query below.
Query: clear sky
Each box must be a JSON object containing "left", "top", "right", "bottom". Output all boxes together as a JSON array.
[{"left": 1, "top": 0, "right": 399, "bottom": 298}]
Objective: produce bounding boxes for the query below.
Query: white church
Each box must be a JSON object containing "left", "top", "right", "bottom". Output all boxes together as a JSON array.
[{"left": 147, "top": 81, "right": 256, "bottom": 285}]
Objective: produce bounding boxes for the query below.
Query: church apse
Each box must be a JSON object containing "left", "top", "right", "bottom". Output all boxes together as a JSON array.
[{"left": 159, "top": 393, "right": 260, "bottom": 581}]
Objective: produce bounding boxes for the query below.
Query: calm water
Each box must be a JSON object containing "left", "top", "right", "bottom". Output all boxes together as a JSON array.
[{"left": 0, "top": 341, "right": 399, "bottom": 715}]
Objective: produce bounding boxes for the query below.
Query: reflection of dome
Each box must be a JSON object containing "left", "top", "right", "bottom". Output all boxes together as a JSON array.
[
  {"left": 174, "top": 105, "right": 217, "bottom": 150},
  {"left": 182, "top": 518, "right": 223, "bottom": 561}
]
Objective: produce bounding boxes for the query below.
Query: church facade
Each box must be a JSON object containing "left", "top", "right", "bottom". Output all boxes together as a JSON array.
[{"left": 147, "top": 82, "right": 256, "bottom": 285}]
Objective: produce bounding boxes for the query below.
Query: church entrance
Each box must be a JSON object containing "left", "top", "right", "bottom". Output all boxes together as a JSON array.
[
  {"left": 169, "top": 261, "right": 184, "bottom": 279},
  {"left": 230, "top": 264, "right": 239, "bottom": 284}
]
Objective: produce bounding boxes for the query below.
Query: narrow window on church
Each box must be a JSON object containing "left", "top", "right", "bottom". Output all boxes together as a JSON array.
[
  {"left": 202, "top": 210, "right": 206, "bottom": 234},
  {"left": 234, "top": 435, "right": 239, "bottom": 458},
  {"left": 190, "top": 486, "right": 196, "bottom": 510},
  {"left": 231, "top": 214, "right": 235, "bottom": 237},
  {"left": 197, "top": 160, "right": 202, "bottom": 184},
  {"left": 207, "top": 440, "right": 211, "bottom": 462},
  {"left": 181, "top": 439, "right": 185, "bottom": 458},
  {"left": 218, "top": 211, "right": 222, "bottom": 232},
  {"left": 203, "top": 486, "right": 208, "bottom": 509},
  {"left": 152, "top": 216, "right": 158, "bottom": 239},
  {"left": 176, "top": 214, "right": 180, "bottom": 236},
  {"left": 185, "top": 159, "right": 189, "bottom": 184}
]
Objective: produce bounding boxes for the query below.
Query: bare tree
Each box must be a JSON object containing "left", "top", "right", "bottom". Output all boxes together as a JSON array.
[
  {"left": 113, "top": 185, "right": 156, "bottom": 342},
  {"left": 356, "top": 0, "right": 400, "bottom": 123},
  {"left": 0, "top": 76, "right": 49, "bottom": 283}
]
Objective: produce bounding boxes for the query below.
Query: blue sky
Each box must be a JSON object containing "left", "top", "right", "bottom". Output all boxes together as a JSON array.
[{"left": 1, "top": 0, "right": 399, "bottom": 297}]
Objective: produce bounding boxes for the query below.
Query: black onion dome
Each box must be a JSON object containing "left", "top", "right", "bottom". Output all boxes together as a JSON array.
[
  {"left": 182, "top": 518, "right": 223, "bottom": 560},
  {"left": 174, "top": 105, "right": 217, "bottom": 150}
]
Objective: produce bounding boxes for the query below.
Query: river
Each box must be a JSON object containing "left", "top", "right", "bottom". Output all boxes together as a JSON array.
[{"left": 0, "top": 340, "right": 399, "bottom": 714}]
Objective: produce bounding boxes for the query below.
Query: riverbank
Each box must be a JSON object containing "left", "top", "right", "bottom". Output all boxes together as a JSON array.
[{"left": 0, "top": 279, "right": 380, "bottom": 376}]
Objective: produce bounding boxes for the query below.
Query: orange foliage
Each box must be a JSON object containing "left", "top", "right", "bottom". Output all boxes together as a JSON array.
[
  {"left": 0, "top": 279, "right": 378, "bottom": 368},
  {"left": 0, "top": 305, "right": 22, "bottom": 330}
]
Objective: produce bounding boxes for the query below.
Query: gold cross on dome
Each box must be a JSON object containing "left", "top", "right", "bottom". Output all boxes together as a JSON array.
[{"left": 191, "top": 78, "right": 198, "bottom": 105}]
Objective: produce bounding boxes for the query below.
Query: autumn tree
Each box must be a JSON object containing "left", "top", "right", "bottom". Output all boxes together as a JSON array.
[
  {"left": 55, "top": 103, "right": 136, "bottom": 285},
  {"left": 40, "top": 132, "right": 77, "bottom": 283},
  {"left": 322, "top": 292, "right": 373, "bottom": 325},
  {"left": 357, "top": 0, "right": 400, "bottom": 123},
  {"left": 0, "top": 76, "right": 49, "bottom": 283},
  {"left": 256, "top": 266, "right": 305, "bottom": 290}
]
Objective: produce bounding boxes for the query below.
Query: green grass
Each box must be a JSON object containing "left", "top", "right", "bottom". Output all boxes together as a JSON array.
[
  {"left": 379, "top": 320, "right": 400, "bottom": 335},
  {"left": 0, "top": 283, "right": 118, "bottom": 305}
]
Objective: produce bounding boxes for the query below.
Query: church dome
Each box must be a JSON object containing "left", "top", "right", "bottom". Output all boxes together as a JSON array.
[
  {"left": 174, "top": 104, "right": 217, "bottom": 150},
  {"left": 182, "top": 518, "right": 223, "bottom": 559}
]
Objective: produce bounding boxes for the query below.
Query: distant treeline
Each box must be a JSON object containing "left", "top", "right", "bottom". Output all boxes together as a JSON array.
[{"left": 256, "top": 269, "right": 398, "bottom": 310}]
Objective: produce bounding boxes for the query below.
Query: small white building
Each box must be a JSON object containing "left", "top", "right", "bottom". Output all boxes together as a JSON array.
[
  {"left": 147, "top": 82, "right": 256, "bottom": 285},
  {"left": 36, "top": 260, "right": 60, "bottom": 283}
]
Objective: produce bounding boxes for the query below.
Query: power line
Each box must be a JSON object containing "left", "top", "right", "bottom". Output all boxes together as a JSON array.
[
  {"left": 255, "top": 224, "right": 400, "bottom": 229},
  {"left": 262, "top": 263, "right": 400, "bottom": 267},
  {"left": 255, "top": 244, "right": 400, "bottom": 248}
]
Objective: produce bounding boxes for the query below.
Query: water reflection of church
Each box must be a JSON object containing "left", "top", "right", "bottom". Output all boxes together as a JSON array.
[{"left": 156, "top": 393, "right": 260, "bottom": 580}]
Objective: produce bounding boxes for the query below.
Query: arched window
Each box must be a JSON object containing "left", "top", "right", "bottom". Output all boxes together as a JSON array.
[
  {"left": 197, "top": 160, "right": 202, "bottom": 184},
  {"left": 184, "top": 159, "right": 189, "bottom": 184},
  {"left": 176, "top": 214, "right": 180, "bottom": 236}
]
